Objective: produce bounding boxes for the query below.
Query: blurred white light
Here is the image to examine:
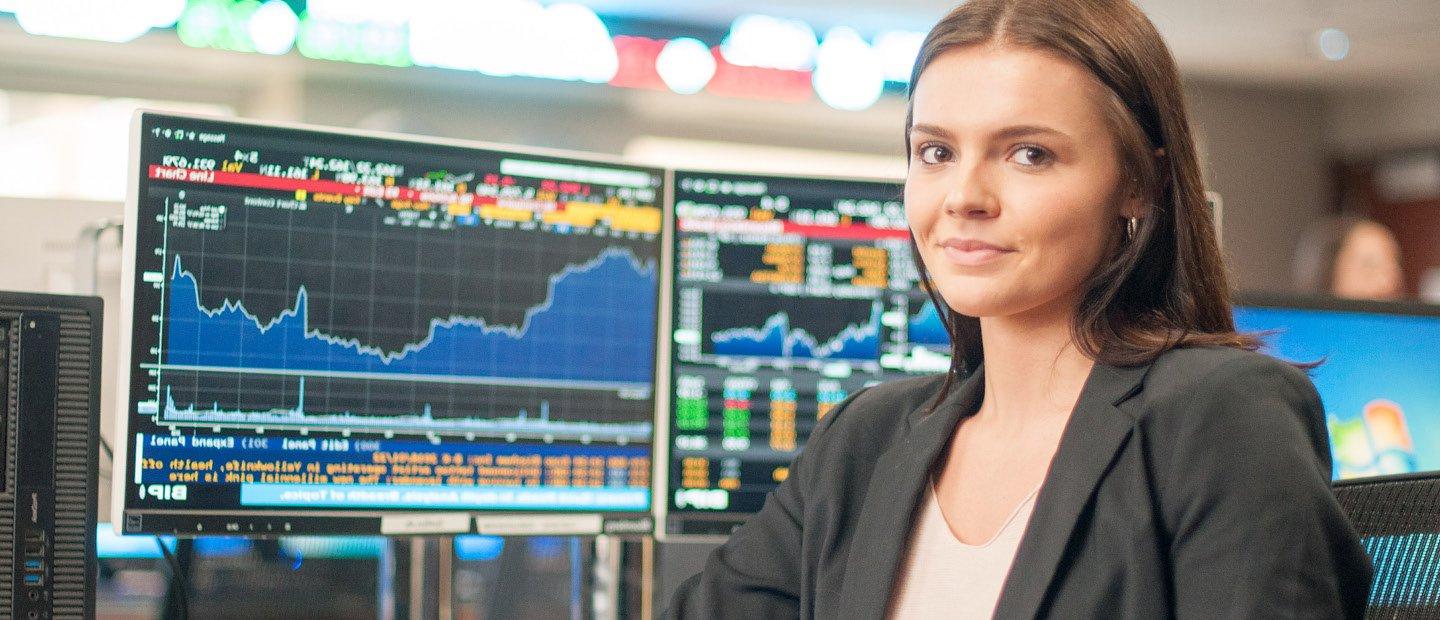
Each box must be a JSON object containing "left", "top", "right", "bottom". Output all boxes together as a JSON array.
[
  {"left": 873, "top": 30, "right": 925, "bottom": 82},
  {"left": 248, "top": 0, "right": 299, "bottom": 55},
  {"left": 0, "top": 0, "right": 17, "bottom": 13},
  {"left": 558, "top": 3, "right": 620, "bottom": 82},
  {"left": 528, "top": 3, "right": 619, "bottom": 82},
  {"left": 76, "top": 98, "right": 148, "bottom": 201},
  {"left": 15, "top": 0, "right": 158, "bottom": 43},
  {"left": 656, "top": 38, "right": 716, "bottom": 95},
  {"left": 721, "top": 14, "right": 817, "bottom": 71},
  {"left": 408, "top": 0, "right": 484, "bottom": 70},
  {"left": 813, "top": 27, "right": 885, "bottom": 111},
  {"left": 308, "top": 0, "right": 409, "bottom": 24},
  {"left": 1316, "top": 28, "right": 1350, "bottom": 61},
  {"left": 145, "top": 0, "right": 187, "bottom": 28},
  {"left": 473, "top": 0, "right": 544, "bottom": 77},
  {"left": 411, "top": 0, "right": 616, "bottom": 83},
  {"left": 0, "top": 90, "right": 10, "bottom": 127}
]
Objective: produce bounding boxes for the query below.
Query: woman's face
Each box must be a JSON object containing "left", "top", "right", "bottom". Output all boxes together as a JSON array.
[
  {"left": 1332, "top": 222, "right": 1404, "bottom": 300},
  {"left": 906, "top": 45, "right": 1142, "bottom": 320}
]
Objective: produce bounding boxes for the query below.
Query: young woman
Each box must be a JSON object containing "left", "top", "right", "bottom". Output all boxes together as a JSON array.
[{"left": 666, "top": 0, "right": 1373, "bottom": 617}]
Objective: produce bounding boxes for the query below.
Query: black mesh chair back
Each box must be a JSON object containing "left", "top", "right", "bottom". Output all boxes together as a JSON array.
[{"left": 1334, "top": 472, "right": 1440, "bottom": 618}]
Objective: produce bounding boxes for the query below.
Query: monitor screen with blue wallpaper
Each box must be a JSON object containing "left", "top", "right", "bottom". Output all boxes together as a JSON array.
[{"left": 1234, "top": 296, "right": 1440, "bottom": 480}]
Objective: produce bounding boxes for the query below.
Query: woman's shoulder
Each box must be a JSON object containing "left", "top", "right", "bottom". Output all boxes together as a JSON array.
[
  {"left": 1134, "top": 349, "right": 1336, "bottom": 515},
  {"left": 815, "top": 373, "right": 950, "bottom": 438},
  {"left": 1141, "top": 345, "right": 1314, "bottom": 405},
  {"left": 1135, "top": 345, "right": 1325, "bottom": 448},
  {"left": 782, "top": 373, "right": 950, "bottom": 486}
]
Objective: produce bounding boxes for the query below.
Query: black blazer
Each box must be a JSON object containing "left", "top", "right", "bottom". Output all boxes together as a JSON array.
[{"left": 666, "top": 346, "right": 1372, "bottom": 619}]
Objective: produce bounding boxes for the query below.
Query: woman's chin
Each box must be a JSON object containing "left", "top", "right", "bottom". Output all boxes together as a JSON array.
[{"left": 934, "top": 294, "right": 1018, "bottom": 319}]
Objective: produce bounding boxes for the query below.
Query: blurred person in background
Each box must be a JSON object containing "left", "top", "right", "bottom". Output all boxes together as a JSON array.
[{"left": 1293, "top": 215, "right": 1406, "bottom": 301}]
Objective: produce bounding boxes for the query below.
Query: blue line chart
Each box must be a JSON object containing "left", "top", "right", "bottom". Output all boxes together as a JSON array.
[
  {"left": 162, "top": 248, "right": 658, "bottom": 387},
  {"left": 710, "top": 300, "right": 882, "bottom": 361}
]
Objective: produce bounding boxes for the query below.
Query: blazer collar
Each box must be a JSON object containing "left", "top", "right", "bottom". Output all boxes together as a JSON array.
[
  {"left": 836, "top": 367, "right": 983, "bottom": 620},
  {"left": 994, "top": 361, "right": 1148, "bottom": 618},
  {"left": 835, "top": 361, "right": 1150, "bottom": 620}
]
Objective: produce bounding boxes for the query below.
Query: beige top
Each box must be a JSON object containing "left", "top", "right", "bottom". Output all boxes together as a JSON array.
[{"left": 887, "top": 480, "right": 1041, "bottom": 620}]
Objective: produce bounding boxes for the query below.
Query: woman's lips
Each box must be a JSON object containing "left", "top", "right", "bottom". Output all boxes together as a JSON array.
[{"left": 939, "top": 238, "right": 1014, "bottom": 266}]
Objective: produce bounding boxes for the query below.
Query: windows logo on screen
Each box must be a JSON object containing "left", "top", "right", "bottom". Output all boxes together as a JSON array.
[{"left": 1330, "top": 400, "right": 1417, "bottom": 479}]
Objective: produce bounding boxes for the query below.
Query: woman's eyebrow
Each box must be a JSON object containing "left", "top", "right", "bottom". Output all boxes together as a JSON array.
[
  {"left": 909, "top": 123, "right": 955, "bottom": 140},
  {"left": 993, "top": 124, "right": 1070, "bottom": 141},
  {"left": 909, "top": 123, "right": 1071, "bottom": 142}
]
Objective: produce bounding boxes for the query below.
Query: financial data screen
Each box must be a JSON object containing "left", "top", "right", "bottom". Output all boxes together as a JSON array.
[
  {"left": 118, "top": 113, "right": 662, "bottom": 534},
  {"left": 1235, "top": 300, "right": 1440, "bottom": 480},
  {"left": 663, "top": 170, "right": 949, "bottom": 537}
]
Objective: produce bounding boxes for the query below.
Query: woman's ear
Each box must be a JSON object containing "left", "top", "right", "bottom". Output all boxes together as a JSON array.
[
  {"left": 1119, "top": 184, "right": 1151, "bottom": 221},
  {"left": 1123, "top": 197, "right": 1151, "bottom": 220},
  {"left": 1122, "top": 148, "right": 1166, "bottom": 220}
]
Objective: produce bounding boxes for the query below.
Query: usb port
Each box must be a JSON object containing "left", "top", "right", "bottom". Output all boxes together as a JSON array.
[
  {"left": 23, "top": 573, "right": 43, "bottom": 587},
  {"left": 24, "top": 559, "right": 43, "bottom": 571},
  {"left": 23, "top": 531, "right": 45, "bottom": 543},
  {"left": 23, "top": 542, "right": 45, "bottom": 557}
]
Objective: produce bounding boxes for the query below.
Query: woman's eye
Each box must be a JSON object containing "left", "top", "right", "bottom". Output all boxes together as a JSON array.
[
  {"left": 1011, "top": 146, "right": 1052, "bottom": 167},
  {"left": 917, "top": 144, "right": 952, "bottom": 164}
]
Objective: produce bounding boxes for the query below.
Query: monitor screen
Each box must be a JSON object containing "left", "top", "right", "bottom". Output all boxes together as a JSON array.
[
  {"left": 114, "top": 112, "right": 663, "bottom": 535},
  {"left": 1234, "top": 296, "right": 1440, "bottom": 480},
  {"left": 659, "top": 170, "right": 948, "bottom": 538}
]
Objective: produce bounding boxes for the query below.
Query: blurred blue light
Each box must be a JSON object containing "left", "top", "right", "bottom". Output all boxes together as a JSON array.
[
  {"left": 194, "top": 536, "right": 254, "bottom": 558},
  {"left": 454, "top": 535, "right": 506, "bottom": 562},
  {"left": 96, "top": 524, "right": 176, "bottom": 559},
  {"left": 1317, "top": 28, "right": 1350, "bottom": 61},
  {"left": 529, "top": 536, "right": 566, "bottom": 560}
]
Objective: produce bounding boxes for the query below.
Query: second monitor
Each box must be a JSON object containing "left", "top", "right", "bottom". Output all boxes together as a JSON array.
[{"left": 659, "top": 170, "right": 948, "bottom": 538}]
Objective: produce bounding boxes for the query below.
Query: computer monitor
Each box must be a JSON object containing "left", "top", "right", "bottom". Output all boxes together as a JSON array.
[
  {"left": 657, "top": 170, "right": 948, "bottom": 539},
  {"left": 113, "top": 112, "right": 663, "bottom": 536},
  {"left": 1234, "top": 294, "right": 1440, "bottom": 480}
]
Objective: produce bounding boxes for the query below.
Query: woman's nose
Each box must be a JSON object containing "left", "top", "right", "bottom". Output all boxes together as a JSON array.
[{"left": 941, "top": 165, "right": 999, "bottom": 219}]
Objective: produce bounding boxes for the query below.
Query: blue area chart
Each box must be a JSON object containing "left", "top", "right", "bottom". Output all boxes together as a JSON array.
[
  {"left": 164, "top": 249, "right": 657, "bottom": 385},
  {"left": 908, "top": 303, "right": 950, "bottom": 346},
  {"left": 710, "top": 302, "right": 881, "bottom": 360}
]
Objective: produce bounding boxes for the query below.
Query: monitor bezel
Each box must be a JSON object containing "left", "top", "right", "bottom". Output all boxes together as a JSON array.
[
  {"left": 113, "top": 110, "right": 668, "bottom": 537},
  {"left": 1235, "top": 291, "right": 1440, "bottom": 319}
]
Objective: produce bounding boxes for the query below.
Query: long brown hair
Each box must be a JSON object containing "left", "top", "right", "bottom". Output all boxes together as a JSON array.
[{"left": 907, "top": 0, "right": 1259, "bottom": 399}]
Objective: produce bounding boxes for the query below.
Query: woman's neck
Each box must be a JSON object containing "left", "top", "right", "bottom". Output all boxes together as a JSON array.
[{"left": 974, "top": 298, "right": 1095, "bottom": 430}]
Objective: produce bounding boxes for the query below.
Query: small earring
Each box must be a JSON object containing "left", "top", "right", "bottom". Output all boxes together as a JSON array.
[{"left": 1125, "top": 217, "right": 1139, "bottom": 241}]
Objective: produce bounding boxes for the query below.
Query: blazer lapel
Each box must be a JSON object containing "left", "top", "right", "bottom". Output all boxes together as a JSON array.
[
  {"left": 993, "top": 362, "right": 1149, "bottom": 619},
  {"left": 835, "top": 368, "right": 985, "bottom": 620}
]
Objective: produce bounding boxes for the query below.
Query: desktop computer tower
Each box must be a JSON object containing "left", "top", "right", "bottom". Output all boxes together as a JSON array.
[{"left": 1, "top": 292, "right": 101, "bottom": 620}]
